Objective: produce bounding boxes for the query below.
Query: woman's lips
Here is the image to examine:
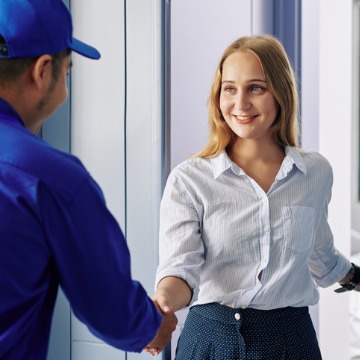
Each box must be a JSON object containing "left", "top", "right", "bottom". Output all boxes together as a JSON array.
[{"left": 233, "top": 114, "right": 257, "bottom": 124}]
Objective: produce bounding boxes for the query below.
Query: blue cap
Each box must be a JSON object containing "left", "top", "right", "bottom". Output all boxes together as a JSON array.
[{"left": 0, "top": 0, "right": 100, "bottom": 59}]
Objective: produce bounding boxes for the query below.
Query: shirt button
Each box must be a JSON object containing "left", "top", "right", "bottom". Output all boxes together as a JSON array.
[
  {"left": 264, "top": 226, "right": 270, "bottom": 232},
  {"left": 234, "top": 313, "right": 241, "bottom": 320}
]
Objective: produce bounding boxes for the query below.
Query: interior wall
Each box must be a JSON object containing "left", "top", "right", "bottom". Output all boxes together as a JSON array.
[
  {"left": 71, "top": 0, "right": 125, "bottom": 228},
  {"left": 317, "top": 1, "right": 353, "bottom": 359},
  {"left": 301, "top": 0, "right": 320, "bottom": 336},
  {"left": 70, "top": 1, "right": 164, "bottom": 359},
  {"left": 352, "top": 1, "right": 360, "bottom": 254},
  {"left": 301, "top": 0, "right": 319, "bottom": 153},
  {"left": 303, "top": 2, "right": 356, "bottom": 358},
  {"left": 70, "top": 0, "right": 126, "bottom": 358}
]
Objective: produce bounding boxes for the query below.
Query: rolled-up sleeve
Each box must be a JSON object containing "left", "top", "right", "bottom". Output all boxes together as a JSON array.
[{"left": 308, "top": 173, "right": 351, "bottom": 287}]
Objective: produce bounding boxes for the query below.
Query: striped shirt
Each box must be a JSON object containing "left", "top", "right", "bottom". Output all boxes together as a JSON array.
[{"left": 155, "top": 147, "right": 351, "bottom": 310}]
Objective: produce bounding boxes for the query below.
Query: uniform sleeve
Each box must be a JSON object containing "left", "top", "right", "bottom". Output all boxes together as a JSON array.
[
  {"left": 39, "top": 177, "right": 162, "bottom": 352},
  {"left": 308, "top": 169, "right": 351, "bottom": 287}
]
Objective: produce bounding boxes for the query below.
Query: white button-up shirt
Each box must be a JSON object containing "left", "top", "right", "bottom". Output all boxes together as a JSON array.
[{"left": 156, "top": 147, "right": 351, "bottom": 310}]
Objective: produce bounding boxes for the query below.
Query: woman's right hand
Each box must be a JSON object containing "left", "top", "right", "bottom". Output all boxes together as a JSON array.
[{"left": 144, "top": 288, "right": 177, "bottom": 356}]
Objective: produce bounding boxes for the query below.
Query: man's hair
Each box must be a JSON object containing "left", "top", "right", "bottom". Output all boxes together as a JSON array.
[{"left": 0, "top": 35, "right": 70, "bottom": 86}]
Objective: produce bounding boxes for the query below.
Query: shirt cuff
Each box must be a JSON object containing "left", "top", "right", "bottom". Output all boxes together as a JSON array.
[
  {"left": 155, "top": 269, "right": 199, "bottom": 306},
  {"left": 316, "top": 254, "right": 352, "bottom": 287}
]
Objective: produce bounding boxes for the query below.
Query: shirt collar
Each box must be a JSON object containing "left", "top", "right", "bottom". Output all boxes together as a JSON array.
[
  {"left": 211, "top": 146, "right": 307, "bottom": 180},
  {"left": 279, "top": 146, "right": 307, "bottom": 178},
  {"left": 211, "top": 151, "right": 245, "bottom": 179},
  {"left": 0, "top": 97, "right": 25, "bottom": 127}
]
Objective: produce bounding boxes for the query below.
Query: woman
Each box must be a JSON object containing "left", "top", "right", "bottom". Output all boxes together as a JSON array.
[{"left": 145, "top": 34, "right": 360, "bottom": 359}]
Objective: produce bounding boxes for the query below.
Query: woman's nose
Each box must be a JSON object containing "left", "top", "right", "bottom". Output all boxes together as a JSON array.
[{"left": 235, "top": 91, "right": 250, "bottom": 110}]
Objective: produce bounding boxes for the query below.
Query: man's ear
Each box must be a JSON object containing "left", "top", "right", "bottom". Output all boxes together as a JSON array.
[{"left": 30, "top": 54, "right": 53, "bottom": 90}]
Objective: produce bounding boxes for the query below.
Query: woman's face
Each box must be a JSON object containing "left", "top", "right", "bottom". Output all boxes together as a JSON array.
[{"left": 219, "top": 51, "right": 279, "bottom": 143}]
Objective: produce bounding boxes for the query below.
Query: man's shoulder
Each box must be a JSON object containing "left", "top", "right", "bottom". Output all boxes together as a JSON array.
[{"left": 0, "top": 121, "right": 89, "bottom": 198}]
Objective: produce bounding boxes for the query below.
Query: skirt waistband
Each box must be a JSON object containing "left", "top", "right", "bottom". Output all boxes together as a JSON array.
[{"left": 190, "top": 303, "right": 309, "bottom": 325}]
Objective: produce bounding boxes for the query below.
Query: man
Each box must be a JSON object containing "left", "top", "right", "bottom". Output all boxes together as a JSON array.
[{"left": 0, "top": 0, "right": 176, "bottom": 359}]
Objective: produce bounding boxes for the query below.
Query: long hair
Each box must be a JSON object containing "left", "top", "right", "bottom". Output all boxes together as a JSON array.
[{"left": 194, "top": 34, "right": 300, "bottom": 159}]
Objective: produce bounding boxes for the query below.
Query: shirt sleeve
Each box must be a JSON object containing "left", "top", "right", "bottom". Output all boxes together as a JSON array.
[
  {"left": 308, "top": 170, "right": 351, "bottom": 287},
  {"left": 155, "top": 171, "right": 204, "bottom": 304},
  {"left": 39, "top": 176, "right": 162, "bottom": 353}
]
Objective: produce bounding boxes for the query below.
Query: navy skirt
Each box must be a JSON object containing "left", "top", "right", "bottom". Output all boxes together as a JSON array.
[{"left": 175, "top": 303, "right": 322, "bottom": 360}]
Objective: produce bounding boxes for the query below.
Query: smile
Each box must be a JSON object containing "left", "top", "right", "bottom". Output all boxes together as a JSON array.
[{"left": 233, "top": 114, "right": 257, "bottom": 124}]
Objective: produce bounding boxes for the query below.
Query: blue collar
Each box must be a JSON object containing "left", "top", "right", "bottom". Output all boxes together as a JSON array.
[{"left": 0, "top": 97, "right": 25, "bottom": 127}]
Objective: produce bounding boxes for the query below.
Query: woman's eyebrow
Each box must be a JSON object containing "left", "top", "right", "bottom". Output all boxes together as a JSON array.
[{"left": 221, "top": 79, "right": 267, "bottom": 84}]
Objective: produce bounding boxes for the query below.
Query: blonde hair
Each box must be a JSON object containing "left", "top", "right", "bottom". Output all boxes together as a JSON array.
[{"left": 194, "top": 34, "right": 300, "bottom": 159}]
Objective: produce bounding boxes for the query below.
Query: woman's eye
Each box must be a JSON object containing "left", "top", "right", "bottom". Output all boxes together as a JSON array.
[
  {"left": 223, "top": 86, "right": 235, "bottom": 93},
  {"left": 250, "top": 85, "right": 265, "bottom": 93}
]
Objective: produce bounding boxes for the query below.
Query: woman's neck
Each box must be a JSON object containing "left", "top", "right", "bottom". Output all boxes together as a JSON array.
[{"left": 228, "top": 137, "right": 285, "bottom": 166}]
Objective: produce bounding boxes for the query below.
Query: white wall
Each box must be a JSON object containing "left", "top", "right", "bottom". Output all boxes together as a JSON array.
[
  {"left": 352, "top": 1, "right": 360, "bottom": 253},
  {"left": 301, "top": 0, "right": 321, "bottom": 336},
  {"left": 70, "top": 1, "right": 164, "bottom": 359},
  {"left": 317, "top": 1, "right": 353, "bottom": 359},
  {"left": 71, "top": 1, "right": 125, "bottom": 228},
  {"left": 71, "top": 1, "right": 126, "bottom": 358},
  {"left": 303, "top": 1, "right": 356, "bottom": 358},
  {"left": 301, "top": 0, "right": 319, "bottom": 153}
]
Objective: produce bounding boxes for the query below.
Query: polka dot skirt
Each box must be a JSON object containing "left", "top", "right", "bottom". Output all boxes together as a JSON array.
[{"left": 175, "top": 303, "right": 322, "bottom": 359}]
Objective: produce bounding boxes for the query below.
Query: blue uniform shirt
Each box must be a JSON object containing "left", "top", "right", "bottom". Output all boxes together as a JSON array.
[{"left": 0, "top": 98, "right": 161, "bottom": 359}]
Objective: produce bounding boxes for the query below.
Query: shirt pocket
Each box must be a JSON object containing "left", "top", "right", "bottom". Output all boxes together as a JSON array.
[{"left": 282, "top": 206, "right": 315, "bottom": 252}]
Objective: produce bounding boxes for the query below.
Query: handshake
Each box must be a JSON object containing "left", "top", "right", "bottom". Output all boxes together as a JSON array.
[{"left": 144, "top": 292, "right": 179, "bottom": 356}]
